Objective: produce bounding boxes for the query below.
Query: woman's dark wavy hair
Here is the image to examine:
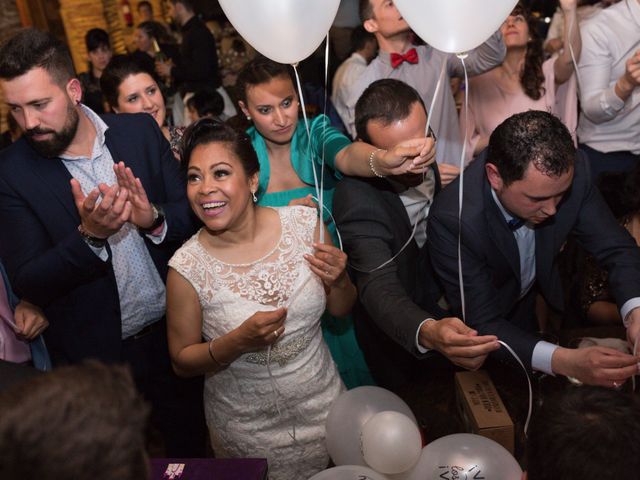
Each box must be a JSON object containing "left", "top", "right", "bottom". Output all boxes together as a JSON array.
[
  {"left": 100, "top": 54, "right": 157, "bottom": 109},
  {"left": 180, "top": 118, "right": 260, "bottom": 178},
  {"left": 236, "top": 56, "right": 296, "bottom": 104},
  {"left": 511, "top": 2, "right": 545, "bottom": 101}
]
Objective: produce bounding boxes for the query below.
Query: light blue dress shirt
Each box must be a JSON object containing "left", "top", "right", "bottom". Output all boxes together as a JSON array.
[{"left": 60, "top": 106, "right": 166, "bottom": 338}]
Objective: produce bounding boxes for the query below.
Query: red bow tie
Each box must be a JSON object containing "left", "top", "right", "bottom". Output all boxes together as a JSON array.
[{"left": 390, "top": 48, "right": 419, "bottom": 68}]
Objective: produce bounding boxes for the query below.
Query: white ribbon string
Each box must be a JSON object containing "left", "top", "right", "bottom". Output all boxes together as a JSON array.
[
  {"left": 457, "top": 53, "right": 469, "bottom": 321},
  {"left": 292, "top": 64, "right": 324, "bottom": 244},
  {"left": 498, "top": 340, "right": 533, "bottom": 436}
]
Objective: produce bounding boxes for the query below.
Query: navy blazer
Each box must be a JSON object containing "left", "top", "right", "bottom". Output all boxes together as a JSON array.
[
  {"left": 333, "top": 165, "right": 444, "bottom": 387},
  {"left": 427, "top": 150, "right": 640, "bottom": 369},
  {"left": 0, "top": 113, "right": 195, "bottom": 364}
]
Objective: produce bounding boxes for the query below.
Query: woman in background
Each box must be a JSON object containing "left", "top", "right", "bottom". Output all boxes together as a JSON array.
[
  {"left": 461, "top": 0, "right": 580, "bottom": 163},
  {"left": 236, "top": 56, "right": 435, "bottom": 388},
  {"left": 78, "top": 28, "right": 113, "bottom": 114},
  {"left": 101, "top": 55, "right": 184, "bottom": 160}
]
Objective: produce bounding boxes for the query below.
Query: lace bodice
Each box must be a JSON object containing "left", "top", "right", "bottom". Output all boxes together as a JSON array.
[{"left": 168, "top": 206, "right": 343, "bottom": 480}]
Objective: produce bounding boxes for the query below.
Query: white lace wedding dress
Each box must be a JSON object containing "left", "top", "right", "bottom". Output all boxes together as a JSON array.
[{"left": 169, "top": 206, "right": 344, "bottom": 480}]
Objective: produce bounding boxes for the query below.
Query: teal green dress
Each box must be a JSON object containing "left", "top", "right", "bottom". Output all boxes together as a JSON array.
[{"left": 247, "top": 115, "right": 375, "bottom": 389}]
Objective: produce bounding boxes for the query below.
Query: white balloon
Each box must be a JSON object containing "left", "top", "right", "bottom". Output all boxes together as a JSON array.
[
  {"left": 219, "top": 0, "right": 340, "bottom": 64},
  {"left": 361, "top": 411, "right": 422, "bottom": 474},
  {"left": 325, "top": 386, "right": 418, "bottom": 467},
  {"left": 307, "top": 465, "right": 389, "bottom": 480},
  {"left": 389, "top": 433, "right": 522, "bottom": 480},
  {"left": 394, "top": 0, "right": 518, "bottom": 53}
]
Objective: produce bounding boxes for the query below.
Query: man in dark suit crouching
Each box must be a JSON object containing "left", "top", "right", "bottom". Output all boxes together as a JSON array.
[
  {"left": 333, "top": 79, "right": 499, "bottom": 392},
  {"left": 428, "top": 110, "right": 640, "bottom": 387}
]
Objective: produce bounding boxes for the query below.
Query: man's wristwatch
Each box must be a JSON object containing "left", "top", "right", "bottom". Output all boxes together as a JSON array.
[
  {"left": 138, "top": 204, "right": 165, "bottom": 234},
  {"left": 78, "top": 224, "right": 108, "bottom": 248}
]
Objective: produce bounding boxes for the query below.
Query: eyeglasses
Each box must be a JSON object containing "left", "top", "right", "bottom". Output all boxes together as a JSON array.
[{"left": 427, "top": 125, "right": 437, "bottom": 143}]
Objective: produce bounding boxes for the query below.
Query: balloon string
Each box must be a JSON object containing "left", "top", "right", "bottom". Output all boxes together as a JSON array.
[
  {"left": 310, "top": 195, "right": 343, "bottom": 251},
  {"left": 457, "top": 52, "right": 469, "bottom": 322},
  {"left": 565, "top": 12, "right": 582, "bottom": 95},
  {"left": 498, "top": 340, "right": 533, "bottom": 436},
  {"left": 318, "top": 33, "right": 331, "bottom": 245},
  {"left": 292, "top": 64, "right": 324, "bottom": 243}
]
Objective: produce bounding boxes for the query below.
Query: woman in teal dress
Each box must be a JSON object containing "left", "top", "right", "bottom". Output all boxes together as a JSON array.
[{"left": 236, "top": 57, "right": 434, "bottom": 388}]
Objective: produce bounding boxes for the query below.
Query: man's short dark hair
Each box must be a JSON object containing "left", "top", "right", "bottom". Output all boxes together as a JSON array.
[
  {"left": 354, "top": 78, "right": 426, "bottom": 143},
  {"left": 186, "top": 88, "right": 224, "bottom": 118},
  {"left": 527, "top": 386, "right": 640, "bottom": 480},
  {"left": 85, "top": 28, "right": 111, "bottom": 53},
  {"left": 350, "top": 26, "right": 375, "bottom": 53},
  {"left": 487, "top": 110, "right": 575, "bottom": 186},
  {"left": 0, "top": 361, "right": 150, "bottom": 480},
  {"left": 0, "top": 28, "right": 75, "bottom": 87},
  {"left": 359, "top": 0, "right": 373, "bottom": 21}
]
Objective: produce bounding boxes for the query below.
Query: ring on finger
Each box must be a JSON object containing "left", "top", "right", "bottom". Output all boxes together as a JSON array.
[
  {"left": 613, "top": 381, "right": 620, "bottom": 388},
  {"left": 272, "top": 329, "right": 280, "bottom": 339}
]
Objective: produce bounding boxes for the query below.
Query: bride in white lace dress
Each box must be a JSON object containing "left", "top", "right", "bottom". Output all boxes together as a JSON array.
[{"left": 166, "top": 119, "right": 354, "bottom": 480}]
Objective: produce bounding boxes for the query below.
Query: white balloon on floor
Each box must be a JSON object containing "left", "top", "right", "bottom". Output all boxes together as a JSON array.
[
  {"left": 394, "top": 0, "right": 518, "bottom": 53},
  {"left": 307, "top": 465, "right": 389, "bottom": 480},
  {"left": 361, "top": 411, "right": 422, "bottom": 474},
  {"left": 388, "top": 433, "right": 522, "bottom": 480},
  {"left": 219, "top": 0, "right": 340, "bottom": 64},
  {"left": 325, "top": 386, "right": 418, "bottom": 467}
]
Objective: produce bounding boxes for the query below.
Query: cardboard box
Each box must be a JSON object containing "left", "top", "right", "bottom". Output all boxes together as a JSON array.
[{"left": 455, "top": 370, "right": 514, "bottom": 454}]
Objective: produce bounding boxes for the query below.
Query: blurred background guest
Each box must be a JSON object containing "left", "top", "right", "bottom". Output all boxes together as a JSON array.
[
  {"left": 78, "top": 28, "right": 113, "bottom": 114},
  {"left": 185, "top": 87, "right": 224, "bottom": 124},
  {"left": 577, "top": 0, "right": 640, "bottom": 178},
  {"left": 0, "top": 362, "right": 150, "bottom": 480},
  {"left": 332, "top": 26, "right": 378, "bottom": 129}
]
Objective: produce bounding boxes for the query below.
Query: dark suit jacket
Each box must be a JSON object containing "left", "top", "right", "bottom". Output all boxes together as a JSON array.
[
  {"left": 0, "top": 113, "right": 195, "bottom": 364},
  {"left": 427, "top": 150, "right": 640, "bottom": 369},
  {"left": 333, "top": 166, "right": 444, "bottom": 388}
]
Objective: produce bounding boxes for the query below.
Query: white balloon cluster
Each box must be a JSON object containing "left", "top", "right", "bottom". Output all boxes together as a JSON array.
[{"left": 315, "top": 387, "right": 522, "bottom": 480}]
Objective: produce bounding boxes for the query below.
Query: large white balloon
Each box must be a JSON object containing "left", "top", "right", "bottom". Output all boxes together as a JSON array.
[
  {"left": 389, "top": 433, "right": 522, "bottom": 480},
  {"left": 219, "top": 0, "right": 340, "bottom": 64},
  {"left": 308, "top": 465, "right": 389, "bottom": 480},
  {"left": 394, "top": 0, "right": 518, "bottom": 53},
  {"left": 325, "top": 386, "right": 418, "bottom": 467},
  {"left": 361, "top": 411, "right": 422, "bottom": 474}
]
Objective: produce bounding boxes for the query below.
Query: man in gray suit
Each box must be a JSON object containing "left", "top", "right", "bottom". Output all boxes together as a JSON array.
[{"left": 428, "top": 110, "right": 640, "bottom": 387}]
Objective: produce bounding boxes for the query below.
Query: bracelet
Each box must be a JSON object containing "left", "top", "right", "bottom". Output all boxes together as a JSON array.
[
  {"left": 208, "top": 338, "right": 229, "bottom": 366},
  {"left": 78, "top": 224, "right": 108, "bottom": 248},
  {"left": 369, "top": 148, "right": 387, "bottom": 178}
]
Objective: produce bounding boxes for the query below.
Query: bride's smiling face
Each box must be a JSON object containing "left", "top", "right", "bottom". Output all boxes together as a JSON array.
[{"left": 186, "top": 141, "right": 258, "bottom": 231}]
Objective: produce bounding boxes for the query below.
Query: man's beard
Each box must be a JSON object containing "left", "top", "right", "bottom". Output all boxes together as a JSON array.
[{"left": 24, "top": 102, "right": 79, "bottom": 158}]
